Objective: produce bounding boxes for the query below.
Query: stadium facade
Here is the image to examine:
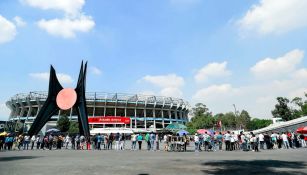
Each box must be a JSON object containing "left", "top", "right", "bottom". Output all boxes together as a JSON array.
[{"left": 6, "top": 91, "right": 189, "bottom": 132}]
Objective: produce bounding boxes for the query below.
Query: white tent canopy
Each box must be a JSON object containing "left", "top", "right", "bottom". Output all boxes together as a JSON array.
[{"left": 90, "top": 128, "right": 133, "bottom": 135}]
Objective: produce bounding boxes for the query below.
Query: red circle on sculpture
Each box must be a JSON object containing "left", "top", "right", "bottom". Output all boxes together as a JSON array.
[{"left": 56, "top": 88, "right": 77, "bottom": 110}]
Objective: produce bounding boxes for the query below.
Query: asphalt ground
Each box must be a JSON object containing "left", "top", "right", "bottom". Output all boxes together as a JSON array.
[{"left": 0, "top": 145, "right": 307, "bottom": 175}]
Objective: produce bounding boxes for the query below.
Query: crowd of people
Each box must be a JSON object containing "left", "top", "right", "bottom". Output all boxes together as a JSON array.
[
  {"left": 193, "top": 131, "right": 307, "bottom": 152},
  {"left": 0, "top": 131, "right": 306, "bottom": 152}
]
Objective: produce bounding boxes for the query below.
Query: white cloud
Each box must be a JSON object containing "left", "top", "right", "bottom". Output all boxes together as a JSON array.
[
  {"left": 0, "top": 15, "right": 17, "bottom": 44},
  {"left": 238, "top": 0, "right": 307, "bottom": 35},
  {"left": 194, "top": 61, "right": 231, "bottom": 83},
  {"left": 142, "top": 74, "right": 184, "bottom": 88},
  {"left": 22, "top": 0, "right": 85, "bottom": 17},
  {"left": 141, "top": 74, "right": 185, "bottom": 98},
  {"left": 22, "top": 0, "right": 95, "bottom": 38},
  {"left": 13, "top": 16, "right": 27, "bottom": 27},
  {"left": 192, "top": 49, "right": 307, "bottom": 118},
  {"left": 250, "top": 49, "right": 304, "bottom": 78},
  {"left": 29, "top": 72, "right": 73, "bottom": 84},
  {"left": 193, "top": 84, "right": 237, "bottom": 101},
  {"left": 37, "top": 15, "right": 95, "bottom": 38},
  {"left": 0, "top": 103, "right": 10, "bottom": 121},
  {"left": 160, "top": 87, "right": 183, "bottom": 98},
  {"left": 89, "top": 66, "right": 102, "bottom": 75}
]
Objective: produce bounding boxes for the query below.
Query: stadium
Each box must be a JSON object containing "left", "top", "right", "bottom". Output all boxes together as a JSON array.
[{"left": 6, "top": 91, "right": 189, "bottom": 133}]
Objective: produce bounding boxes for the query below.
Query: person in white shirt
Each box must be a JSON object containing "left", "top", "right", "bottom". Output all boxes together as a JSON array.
[
  {"left": 64, "top": 135, "right": 71, "bottom": 149},
  {"left": 23, "top": 135, "right": 30, "bottom": 150},
  {"left": 224, "top": 131, "right": 231, "bottom": 151},
  {"left": 30, "top": 135, "right": 36, "bottom": 150},
  {"left": 194, "top": 133, "right": 199, "bottom": 152},
  {"left": 258, "top": 133, "right": 264, "bottom": 149},
  {"left": 281, "top": 132, "right": 289, "bottom": 149}
]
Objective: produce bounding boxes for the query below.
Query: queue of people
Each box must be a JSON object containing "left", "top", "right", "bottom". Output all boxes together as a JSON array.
[
  {"left": 1, "top": 131, "right": 306, "bottom": 152},
  {"left": 193, "top": 131, "right": 307, "bottom": 152}
]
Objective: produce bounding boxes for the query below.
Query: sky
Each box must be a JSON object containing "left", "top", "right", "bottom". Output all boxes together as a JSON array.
[{"left": 1, "top": 0, "right": 307, "bottom": 120}]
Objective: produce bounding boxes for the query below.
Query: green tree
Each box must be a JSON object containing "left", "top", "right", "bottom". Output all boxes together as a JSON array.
[
  {"left": 247, "top": 118, "right": 272, "bottom": 130},
  {"left": 236, "top": 110, "right": 251, "bottom": 129},
  {"left": 271, "top": 97, "right": 293, "bottom": 121},
  {"left": 57, "top": 115, "right": 70, "bottom": 132},
  {"left": 68, "top": 121, "right": 79, "bottom": 134}
]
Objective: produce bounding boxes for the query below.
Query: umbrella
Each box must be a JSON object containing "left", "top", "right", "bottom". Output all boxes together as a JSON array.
[
  {"left": 46, "top": 128, "right": 60, "bottom": 133},
  {"left": 177, "top": 130, "right": 189, "bottom": 136},
  {"left": 197, "top": 129, "right": 211, "bottom": 135},
  {"left": 297, "top": 126, "right": 307, "bottom": 134},
  {"left": 165, "top": 123, "right": 187, "bottom": 130},
  {"left": 0, "top": 131, "right": 8, "bottom": 136}
]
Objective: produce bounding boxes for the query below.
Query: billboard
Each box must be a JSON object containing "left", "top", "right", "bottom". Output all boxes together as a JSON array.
[{"left": 88, "top": 116, "right": 130, "bottom": 124}]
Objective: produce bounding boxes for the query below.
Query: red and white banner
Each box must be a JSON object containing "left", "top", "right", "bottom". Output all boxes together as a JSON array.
[{"left": 88, "top": 116, "right": 130, "bottom": 124}]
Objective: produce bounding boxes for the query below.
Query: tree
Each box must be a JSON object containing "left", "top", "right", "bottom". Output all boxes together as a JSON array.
[
  {"left": 68, "top": 121, "right": 79, "bottom": 134},
  {"left": 236, "top": 110, "right": 251, "bottom": 129},
  {"left": 247, "top": 118, "right": 272, "bottom": 130},
  {"left": 192, "top": 103, "right": 209, "bottom": 116},
  {"left": 57, "top": 115, "right": 70, "bottom": 132},
  {"left": 271, "top": 97, "right": 293, "bottom": 121}
]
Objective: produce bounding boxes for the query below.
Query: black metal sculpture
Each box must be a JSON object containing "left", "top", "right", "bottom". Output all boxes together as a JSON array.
[{"left": 28, "top": 61, "right": 90, "bottom": 138}]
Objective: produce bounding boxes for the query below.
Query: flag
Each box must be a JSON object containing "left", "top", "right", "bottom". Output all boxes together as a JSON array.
[{"left": 217, "top": 120, "right": 222, "bottom": 128}]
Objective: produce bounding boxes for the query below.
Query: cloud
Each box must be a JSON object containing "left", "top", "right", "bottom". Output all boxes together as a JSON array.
[
  {"left": 89, "top": 66, "right": 102, "bottom": 75},
  {"left": 141, "top": 74, "right": 185, "bottom": 98},
  {"left": 250, "top": 49, "right": 304, "bottom": 78},
  {"left": 0, "top": 15, "right": 17, "bottom": 44},
  {"left": 194, "top": 61, "right": 231, "bottom": 83},
  {"left": 142, "top": 74, "right": 184, "bottom": 88},
  {"left": 22, "top": 0, "right": 95, "bottom": 38},
  {"left": 37, "top": 15, "right": 95, "bottom": 38},
  {"left": 237, "top": 0, "right": 307, "bottom": 35},
  {"left": 192, "top": 49, "right": 307, "bottom": 118},
  {"left": 193, "top": 84, "right": 237, "bottom": 101},
  {"left": 22, "top": 0, "right": 85, "bottom": 17},
  {"left": 13, "top": 16, "right": 27, "bottom": 27},
  {"left": 29, "top": 72, "right": 73, "bottom": 84},
  {"left": 0, "top": 103, "right": 10, "bottom": 121},
  {"left": 160, "top": 87, "right": 183, "bottom": 98}
]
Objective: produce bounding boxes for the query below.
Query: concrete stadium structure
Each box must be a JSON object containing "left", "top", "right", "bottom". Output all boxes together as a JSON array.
[{"left": 6, "top": 91, "right": 189, "bottom": 132}]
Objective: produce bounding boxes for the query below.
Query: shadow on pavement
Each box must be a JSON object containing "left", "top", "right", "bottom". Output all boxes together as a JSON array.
[
  {"left": 0, "top": 156, "right": 41, "bottom": 162},
  {"left": 202, "top": 160, "right": 307, "bottom": 175}
]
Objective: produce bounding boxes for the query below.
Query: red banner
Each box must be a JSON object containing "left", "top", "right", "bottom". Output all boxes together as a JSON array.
[{"left": 88, "top": 116, "right": 130, "bottom": 124}]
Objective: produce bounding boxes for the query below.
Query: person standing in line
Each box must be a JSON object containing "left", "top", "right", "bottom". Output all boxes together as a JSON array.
[
  {"left": 131, "top": 133, "right": 136, "bottom": 151},
  {"left": 96, "top": 134, "right": 102, "bottom": 150},
  {"left": 194, "top": 133, "right": 199, "bottom": 152},
  {"left": 281, "top": 132, "right": 290, "bottom": 149},
  {"left": 156, "top": 134, "right": 160, "bottom": 151},
  {"left": 23, "top": 134, "right": 30, "bottom": 150},
  {"left": 80, "top": 135, "right": 85, "bottom": 150},
  {"left": 120, "top": 133, "right": 125, "bottom": 150},
  {"left": 299, "top": 134, "right": 306, "bottom": 147},
  {"left": 217, "top": 132, "right": 223, "bottom": 151},
  {"left": 65, "top": 135, "right": 70, "bottom": 149},
  {"left": 108, "top": 133, "right": 114, "bottom": 150},
  {"left": 145, "top": 133, "right": 150, "bottom": 151},
  {"left": 163, "top": 134, "right": 168, "bottom": 151},
  {"left": 115, "top": 133, "right": 120, "bottom": 150},
  {"left": 230, "top": 132, "right": 235, "bottom": 151},
  {"left": 150, "top": 132, "right": 155, "bottom": 151},
  {"left": 30, "top": 135, "right": 36, "bottom": 150},
  {"left": 137, "top": 134, "right": 143, "bottom": 150},
  {"left": 71, "top": 136, "right": 75, "bottom": 150},
  {"left": 75, "top": 135, "right": 80, "bottom": 150},
  {"left": 258, "top": 133, "right": 264, "bottom": 150},
  {"left": 224, "top": 131, "right": 231, "bottom": 151},
  {"left": 36, "top": 135, "right": 41, "bottom": 150}
]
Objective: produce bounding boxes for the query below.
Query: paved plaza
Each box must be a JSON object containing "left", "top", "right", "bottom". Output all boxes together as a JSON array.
[{"left": 1, "top": 147, "right": 307, "bottom": 175}]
